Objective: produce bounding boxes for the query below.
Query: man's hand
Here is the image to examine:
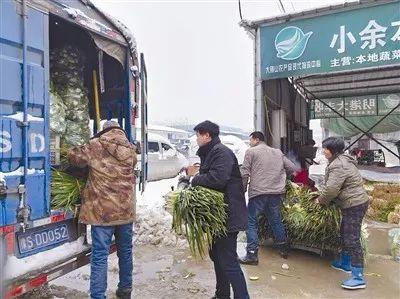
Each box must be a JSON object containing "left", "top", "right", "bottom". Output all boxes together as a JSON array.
[
  {"left": 186, "top": 165, "right": 200, "bottom": 177},
  {"left": 314, "top": 197, "right": 320, "bottom": 204}
]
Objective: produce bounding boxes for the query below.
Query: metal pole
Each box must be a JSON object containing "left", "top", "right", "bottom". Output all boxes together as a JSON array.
[{"left": 17, "top": 0, "right": 30, "bottom": 231}]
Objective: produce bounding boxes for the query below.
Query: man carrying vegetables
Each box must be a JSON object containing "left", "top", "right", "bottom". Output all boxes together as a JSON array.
[
  {"left": 239, "top": 131, "right": 297, "bottom": 265},
  {"left": 68, "top": 121, "right": 137, "bottom": 299},
  {"left": 188, "top": 120, "right": 249, "bottom": 299}
]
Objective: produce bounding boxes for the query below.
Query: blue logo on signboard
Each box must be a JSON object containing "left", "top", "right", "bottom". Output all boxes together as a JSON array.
[{"left": 275, "top": 26, "right": 313, "bottom": 61}]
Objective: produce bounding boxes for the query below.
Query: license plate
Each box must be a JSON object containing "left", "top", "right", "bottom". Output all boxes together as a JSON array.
[{"left": 17, "top": 224, "right": 69, "bottom": 254}]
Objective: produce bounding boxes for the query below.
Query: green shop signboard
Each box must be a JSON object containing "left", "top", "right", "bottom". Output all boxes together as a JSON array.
[
  {"left": 260, "top": 1, "right": 400, "bottom": 79},
  {"left": 312, "top": 93, "right": 400, "bottom": 119},
  {"left": 378, "top": 93, "right": 400, "bottom": 115}
]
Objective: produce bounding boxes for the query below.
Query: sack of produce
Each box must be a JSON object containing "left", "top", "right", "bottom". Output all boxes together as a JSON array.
[
  {"left": 388, "top": 228, "right": 400, "bottom": 262},
  {"left": 49, "top": 88, "right": 67, "bottom": 135},
  {"left": 62, "top": 120, "right": 90, "bottom": 147}
]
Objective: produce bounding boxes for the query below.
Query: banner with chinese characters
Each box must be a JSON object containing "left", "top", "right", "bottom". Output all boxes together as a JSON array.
[
  {"left": 260, "top": 1, "right": 400, "bottom": 79},
  {"left": 312, "top": 93, "right": 400, "bottom": 119}
]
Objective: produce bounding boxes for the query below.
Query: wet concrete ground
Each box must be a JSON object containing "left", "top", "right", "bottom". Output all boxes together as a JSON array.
[{"left": 23, "top": 242, "right": 400, "bottom": 299}]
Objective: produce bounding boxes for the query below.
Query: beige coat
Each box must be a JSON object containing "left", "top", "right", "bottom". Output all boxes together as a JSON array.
[{"left": 241, "top": 142, "right": 297, "bottom": 198}]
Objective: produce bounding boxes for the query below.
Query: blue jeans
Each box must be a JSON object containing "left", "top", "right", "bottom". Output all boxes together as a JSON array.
[
  {"left": 90, "top": 223, "right": 133, "bottom": 299},
  {"left": 210, "top": 232, "right": 249, "bottom": 299},
  {"left": 246, "top": 194, "right": 287, "bottom": 253}
]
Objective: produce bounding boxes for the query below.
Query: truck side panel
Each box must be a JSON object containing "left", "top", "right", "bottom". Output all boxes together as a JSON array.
[{"left": 0, "top": 0, "right": 50, "bottom": 226}]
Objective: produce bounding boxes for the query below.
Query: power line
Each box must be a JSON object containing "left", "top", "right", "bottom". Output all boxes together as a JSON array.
[
  {"left": 278, "top": 0, "right": 286, "bottom": 13},
  {"left": 290, "top": 1, "right": 295, "bottom": 11},
  {"left": 238, "top": 0, "right": 243, "bottom": 21}
]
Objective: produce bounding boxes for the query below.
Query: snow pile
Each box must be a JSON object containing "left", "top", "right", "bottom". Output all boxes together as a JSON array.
[
  {"left": 5, "top": 237, "right": 88, "bottom": 280},
  {"left": 134, "top": 177, "right": 187, "bottom": 248},
  {"left": 0, "top": 167, "right": 45, "bottom": 177},
  {"left": 3, "top": 112, "right": 44, "bottom": 122}
]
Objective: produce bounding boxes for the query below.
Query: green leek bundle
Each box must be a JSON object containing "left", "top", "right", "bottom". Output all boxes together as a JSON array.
[
  {"left": 51, "top": 170, "right": 85, "bottom": 211},
  {"left": 169, "top": 186, "right": 227, "bottom": 258}
]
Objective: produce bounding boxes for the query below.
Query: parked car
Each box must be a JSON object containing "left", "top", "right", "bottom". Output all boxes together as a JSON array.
[{"left": 137, "top": 133, "right": 189, "bottom": 181}]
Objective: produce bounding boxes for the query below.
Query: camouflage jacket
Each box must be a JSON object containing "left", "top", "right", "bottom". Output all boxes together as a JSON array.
[{"left": 68, "top": 127, "right": 137, "bottom": 225}]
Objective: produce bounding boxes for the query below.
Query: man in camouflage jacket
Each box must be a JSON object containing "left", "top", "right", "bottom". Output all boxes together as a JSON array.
[{"left": 68, "top": 120, "right": 137, "bottom": 299}]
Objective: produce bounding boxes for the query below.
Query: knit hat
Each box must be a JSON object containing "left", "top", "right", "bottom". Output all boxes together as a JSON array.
[
  {"left": 102, "top": 120, "right": 120, "bottom": 130},
  {"left": 193, "top": 120, "right": 220, "bottom": 137}
]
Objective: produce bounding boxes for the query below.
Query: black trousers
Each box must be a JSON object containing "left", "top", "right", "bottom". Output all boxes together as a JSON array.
[
  {"left": 209, "top": 232, "right": 249, "bottom": 299},
  {"left": 341, "top": 202, "right": 369, "bottom": 267}
]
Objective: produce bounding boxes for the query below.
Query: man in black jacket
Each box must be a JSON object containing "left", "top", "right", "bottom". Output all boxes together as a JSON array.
[{"left": 189, "top": 120, "right": 249, "bottom": 299}]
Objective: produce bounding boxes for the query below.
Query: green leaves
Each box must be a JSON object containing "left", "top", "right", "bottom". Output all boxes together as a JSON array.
[
  {"left": 259, "top": 182, "right": 342, "bottom": 251},
  {"left": 51, "top": 170, "right": 85, "bottom": 211},
  {"left": 170, "top": 186, "right": 227, "bottom": 258}
]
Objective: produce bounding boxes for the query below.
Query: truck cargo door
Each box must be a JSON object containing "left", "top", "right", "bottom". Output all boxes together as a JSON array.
[
  {"left": 139, "top": 53, "right": 148, "bottom": 193},
  {"left": 0, "top": 0, "right": 50, "bottom": 226}
]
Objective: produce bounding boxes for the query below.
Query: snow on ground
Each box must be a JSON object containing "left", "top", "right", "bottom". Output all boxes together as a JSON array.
[
  {"left": 5, "top": 237, "right": 88, "bottom": 280},
  {"left": 134, "top": 177, "right": 187, "bottom": 248}
]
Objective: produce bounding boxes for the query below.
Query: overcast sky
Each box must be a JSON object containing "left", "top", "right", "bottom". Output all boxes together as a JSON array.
[{"left": 93, "top": 0, "right": 345, "bottom": 130}]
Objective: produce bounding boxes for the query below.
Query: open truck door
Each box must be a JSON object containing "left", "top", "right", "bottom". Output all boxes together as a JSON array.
[{"left": 140, "top": 53, "right": 148, "bottom": 193}]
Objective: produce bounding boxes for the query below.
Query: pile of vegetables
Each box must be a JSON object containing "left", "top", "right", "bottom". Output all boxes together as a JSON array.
[
  {"left": 169, "top": 186, "right": 227, "bottom": 258},
  {"left": 366, "top": 184, "right": 400, "bottom": 224},
  {"left": 50, "top": 45, "right": 90, "bottom": 147},
  {"left": 49, "top": 45, "right": 90, "bottom": 210},
  {"left": 259, "top": 182, "right": 368, "bottom": 256}
]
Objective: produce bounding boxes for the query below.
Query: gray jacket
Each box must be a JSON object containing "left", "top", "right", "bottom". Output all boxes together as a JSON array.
[
  {"left": 318, "top": 154, "right": 369, "bottom": 209},
  {"left": 241, "top": 142, "right": 298, "bottom": 199}
]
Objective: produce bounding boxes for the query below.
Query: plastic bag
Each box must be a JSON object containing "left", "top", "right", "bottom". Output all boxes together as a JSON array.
[
  {"left": 388, "top": 228, "right": 400, "bottom": 262},
  {"left": 62, "top": 120, "right": 90, "bottom": 147},
  {"left": 49, "top": 89, "right": 67, "bottom": 135}
]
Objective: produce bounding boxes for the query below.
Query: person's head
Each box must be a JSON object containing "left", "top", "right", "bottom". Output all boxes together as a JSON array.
[
  {"left": 322, "top": 137, "right": 345, "bottom": 160},
  {"left": 249, "top": 131, "right": 265, "bottom": 147},
  {"left": 102, "top": 120, "right": 120, "bottom": 131},
  {"left": 193, "top": 120, "right": 219, "bottom": 147}
]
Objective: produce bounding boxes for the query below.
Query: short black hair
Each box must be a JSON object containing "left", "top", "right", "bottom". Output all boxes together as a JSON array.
[
  {"left": 322, "top": 137, "right": 345, "bottom": 155},
  {"left": 193, "top": 120, "right": 220, "bottom": 138},
  {"left": 250, "top": 131, "right": 265, "bottom": 142}
]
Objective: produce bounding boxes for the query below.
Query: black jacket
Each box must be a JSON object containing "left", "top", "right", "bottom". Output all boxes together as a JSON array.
[{"left": 191, "top": 137, "right": 248, "bottom": 232}]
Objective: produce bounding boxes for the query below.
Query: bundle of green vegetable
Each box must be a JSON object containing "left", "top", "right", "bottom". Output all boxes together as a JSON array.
[
  {"left": 258, "top": 184, "right": 341, "bottom": 250},
  {"left": 51, "top": 170, "right": 85, "bottom": 211},
  {"left": 258, "top": 182, "right": 369, "bottom": 257},
  {"left": 169, "top": 186, "right": 227, "bottom": 258},
  {"left": 283, "top": 183, "right": 342, "bottom": 250}
]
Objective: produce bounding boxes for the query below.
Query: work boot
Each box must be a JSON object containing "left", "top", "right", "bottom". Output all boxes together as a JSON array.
[
  {"left": 341, "top": 267, "right": 366, "bottom": 290},
  {"left": 278, "top": 243, "right": 289, "bottom": 259},
  {"left": 331, "top": 252, "right": 351, "bottom": 273},
  {"left": 238, "top": 251, "right": 258, "bottom": 265},
  {"left": 116, "top": 288, "right": 132, "bottom": 299}
]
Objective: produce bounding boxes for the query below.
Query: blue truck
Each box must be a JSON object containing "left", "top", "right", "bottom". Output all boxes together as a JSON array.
[{"left": 0, "top": 0, "right": 148, "bottom": 297}]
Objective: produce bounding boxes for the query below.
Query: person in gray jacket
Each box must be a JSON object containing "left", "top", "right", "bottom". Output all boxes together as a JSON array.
[
  {"left": 239, "top": 132, "right": 297, "bottom": 265},
  {"left": 315, "top": 137, "right": 369, "bottom": 290}
]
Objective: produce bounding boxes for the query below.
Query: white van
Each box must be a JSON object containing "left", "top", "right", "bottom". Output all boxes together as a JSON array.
[{"left": 138, "top": 132, "right": 189, "bottom": 181}]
